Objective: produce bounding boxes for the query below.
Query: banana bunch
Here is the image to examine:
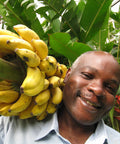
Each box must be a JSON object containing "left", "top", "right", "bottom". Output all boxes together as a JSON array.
[{"left": 0, "top": 24, "right": 68, "bottom": 121}]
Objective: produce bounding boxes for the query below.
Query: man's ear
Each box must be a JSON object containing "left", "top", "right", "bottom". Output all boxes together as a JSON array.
[{"left": 64, "top": 67, "right": 71, "bottom": 83}]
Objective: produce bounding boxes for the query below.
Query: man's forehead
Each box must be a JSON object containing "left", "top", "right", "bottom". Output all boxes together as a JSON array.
[
  {"left": 79, "top": 52, "right": 120, "bottom": 82},
  {"left": 73, "top": 51, "right": 120, "bottom": 72},
  {"left": 82, "top": 51, "right": 112, "bottom": 59},
  {"left": 79, "top": 51, "right": 117, "bottom": 64}
]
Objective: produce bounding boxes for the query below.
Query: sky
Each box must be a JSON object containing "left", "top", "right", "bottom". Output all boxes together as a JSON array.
[{"left": 111, "top": 0, "right": 120, "bottom": 12}]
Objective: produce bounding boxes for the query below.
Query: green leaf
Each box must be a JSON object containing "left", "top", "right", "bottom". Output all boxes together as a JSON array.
[
  {"left": 21, "top": 0, "right": 30, "bottom": 6},
  {"left": 109, "top": 107, "right": 115, "bottom": 129},
  {"left": 80, "top": 0, "right": 112, "bottom": 42},
  {"left": 103, "top": 42, "right": 114, "bottom": 52},
  {"left": 37, "top": 0, "right": 65, "bottom": 13},
  {"left": 0, "top": 0, "right": 25, "bottom": 28},
  {"left": 64, "top": 0, "right": 76, "bottom": 10},
  {"left": 49, "top": 32, "right": 93, "bottom": 62},
  {"left": 61, "top": 7, "right": 80, "bottom": 38},
  {"left": 76, "top": 0, "right": 86, "bottom": 23},
  {"left": 110, "top": 10, "right": 120, "bottom": 23},
  {"left": 35, "top": 6, "right": 51, "bottom": 21},
  {"left": 89, "top": 11, "right": 109, "bottom": 51},
  {"left": 48, "top": 10, "right": 60, "bottom": 32}
]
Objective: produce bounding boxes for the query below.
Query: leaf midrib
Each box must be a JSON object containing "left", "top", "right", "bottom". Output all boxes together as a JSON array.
[{"left": 85, "top": 0, "right": 106, "bottom": 40}]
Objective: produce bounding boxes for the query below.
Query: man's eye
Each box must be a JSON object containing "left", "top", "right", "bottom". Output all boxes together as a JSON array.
[
  {"left": 81, "top": 72, "right": 93, "bottom": 79},
  {"left": 105, "top": 83, "right": 116, "bottom": 95}
]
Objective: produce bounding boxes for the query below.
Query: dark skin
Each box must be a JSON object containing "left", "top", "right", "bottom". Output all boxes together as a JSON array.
[{"left": 58, "top": 51, "right": 120, "bottom": 144}]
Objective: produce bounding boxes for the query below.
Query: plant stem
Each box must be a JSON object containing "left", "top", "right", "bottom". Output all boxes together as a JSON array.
[{"left": 117, "top": 34, "right": 120, "bottom": 62}]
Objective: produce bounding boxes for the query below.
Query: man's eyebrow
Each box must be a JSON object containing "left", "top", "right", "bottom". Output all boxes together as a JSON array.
[{"left": 81, "top": 66, "right": 98, "bottom": 73}]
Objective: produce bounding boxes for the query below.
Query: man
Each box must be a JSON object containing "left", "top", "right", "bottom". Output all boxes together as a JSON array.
[{"left": 0, "top": 51, "right": 120, "bottom": 144}]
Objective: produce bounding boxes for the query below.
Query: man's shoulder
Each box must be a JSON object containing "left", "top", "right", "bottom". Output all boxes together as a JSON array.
[
  {"left": 0, "top": 113, "right": 56, "bottom": 132},
  {"left": 0, "top": 115, "right": 43, "bottom": 132},
  {"left": 105, "top": 124, "right": 120, "bottom": 136},
  {"left": 105, "top": 124, "right": 120, "bottom": 143},
  {"left": 0, "top": 113, "right": 58, "bottom": 144}
]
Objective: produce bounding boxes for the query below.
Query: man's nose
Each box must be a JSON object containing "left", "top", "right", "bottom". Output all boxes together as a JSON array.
[{"left": 87, "top": 80, "right": 104, "bottom": 97}]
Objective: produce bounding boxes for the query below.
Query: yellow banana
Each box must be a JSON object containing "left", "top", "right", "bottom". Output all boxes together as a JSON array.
[
  {"left": 51, "top": 87, "right": 63, "bottom": 105},
  {"left": 0, "top": 35, "right": 34, "bottom": 51},
  {"left": 20, "top": 67, "right": 45, "bottom": 96},
  {"left": 22, "top": 80, "right": 45, "bottom": 96},
  {"left": 36, "top": 111, "right": 47, "bottom": 121},
  {"left": 0, "top": 103, "right": 18, "bottom": 116},
  {"left": 2, "top": 111, "right": 18, "bottom": 116},
  {"left": 0, "top": 90, "right": 19, "bottom": 103},
  {"left": 55, "top": 63, "right": 68, "bottom": 78},
  {"left": 13, "top": 24, "right": 28, "bottom": 31},
  {"left": 20, "top": 67, "right": 43, "bottom": 90},
  {"left": 31, "top": 39, "right": 48, "bottom": 60},
  {"left": 31, "top": 102, "right": 48, "bottom": 116},
  {"left": 60, "top": 64, "right": 68, "bottom": 78},
  {"left": 15, "top": 28, "right": 40, "bottom": 44},
  {"left": 55, "top": 63, "right": 62, "bottom": 77},
  {"left": 8, "top": 38, "right": 34, "bottom": 51},
  {"left": 48, "top": 76, "right": 61, "bottom": 88},
  {"left": 0, "top": 80, "right": 12, "bottom": 86},
  {"left": 42, "top": 79, "right": 49, "bottom": 91},
  {"left": 0, "top": 103, "right": 10, "bottom": 109},
  {"left": 19, "top": 99, "right": 35, "bottom": 119},
  {"left": 46, "top": 99, "right": 57, "bottom": 114},
  {"left": 0, "top": 29, "right": 19, "bottom": 38},
  {"left": 35, "top": 89, "right": 51, "bottom": 106},
  {"left": 0, "top": 103, "right": 12, "bottom": 116},
  {"left": 39, "top": 56, "right": 57, "bottom": 77},
  {"left": 59, "top": 78, "right": 65, "bottom": 87},
  {"left": 8, "top": 93, "right": 32, "bottom": 113},
  {"left": 15, "top": 48, "right": 40, "bottom": 67},
  {"left": 0, "top": 85, "right": 13, "bottom": 91},
  {"left": 0, "top": 35, "right": 18, "bottom": 51}
]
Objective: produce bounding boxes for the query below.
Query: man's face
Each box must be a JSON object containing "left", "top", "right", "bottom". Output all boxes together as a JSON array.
[{"left": 63, "top": 52, "right": 120, "bottom": 125}]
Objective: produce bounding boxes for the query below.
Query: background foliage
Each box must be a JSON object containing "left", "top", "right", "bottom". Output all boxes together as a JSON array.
[{"left": 0, "top": 0, "right": 120, "bottom": 131}]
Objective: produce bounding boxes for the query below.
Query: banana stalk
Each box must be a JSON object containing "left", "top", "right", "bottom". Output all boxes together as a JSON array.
[{"left": 0, "top": 58, "right": 25, "bottom": 82}]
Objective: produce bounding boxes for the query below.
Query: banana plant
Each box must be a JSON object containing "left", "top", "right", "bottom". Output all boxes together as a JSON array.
[
  {"left": 0, "top": 0, "right": 116, "bottom": 63},
  {"left": 0, "top": 0, "right": 119, "bottom": 71},
  {"left": 0, "top": 0, "right": 120, "bottom": 131}
]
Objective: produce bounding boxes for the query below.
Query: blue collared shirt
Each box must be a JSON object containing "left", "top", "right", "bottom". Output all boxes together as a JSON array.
[{"left": 0, "top": 113, "right": 120, "bottom": 144}]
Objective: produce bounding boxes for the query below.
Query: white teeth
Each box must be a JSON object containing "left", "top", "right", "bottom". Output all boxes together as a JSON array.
[
  {"left": 81, "top": 97, "right": 101, "bottom": 108},
  {"left": 86, "top": 100, "right": 93, "bottom": 106},
  {"left": 86, "top": 100, "right": 100, "bottom": 108}
]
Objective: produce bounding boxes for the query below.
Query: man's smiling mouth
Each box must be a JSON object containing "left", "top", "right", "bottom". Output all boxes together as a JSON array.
[{"left": 76, "top": 90, "right": 102, "bottom": 109}]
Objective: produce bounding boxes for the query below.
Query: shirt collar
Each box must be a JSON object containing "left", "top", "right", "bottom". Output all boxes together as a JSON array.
[
  {"left": 86, "top": 120, "right": 108, "bottom": 144},
  {"left": 35, "top": 113, "right": 109, "bottom": 144},
  {"left": 35, "top": 112, "right": 58, "bottom": 141}
]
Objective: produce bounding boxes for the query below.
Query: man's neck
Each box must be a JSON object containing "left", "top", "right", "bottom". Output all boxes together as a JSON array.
[{"left": 58, "top": 106, "right": 97, "bottom": 144}]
